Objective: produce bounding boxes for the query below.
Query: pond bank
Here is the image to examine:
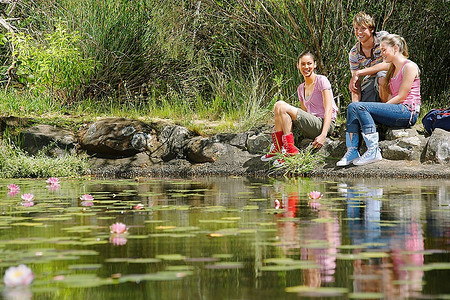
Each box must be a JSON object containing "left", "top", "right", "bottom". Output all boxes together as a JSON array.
[{"left": 2, "top": 116, "right": 449, "bottom": 179}]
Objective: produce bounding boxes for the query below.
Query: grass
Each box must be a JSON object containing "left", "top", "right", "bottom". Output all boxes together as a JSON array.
[
  {"left": 269, "top": 146, "right": 325, "bottom": 177},
  {"left": 0, "top": 140, "right": 91, "bottom": 178}
]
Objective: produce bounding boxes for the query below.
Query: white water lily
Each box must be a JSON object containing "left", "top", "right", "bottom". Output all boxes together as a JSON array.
[{"left": 3, "top": 264, "right": 34, "bottom": 287}]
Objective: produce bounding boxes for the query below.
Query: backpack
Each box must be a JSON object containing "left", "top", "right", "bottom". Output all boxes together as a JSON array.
[{"left": 422, "top": 108, "right": 450, "bottom": 134}]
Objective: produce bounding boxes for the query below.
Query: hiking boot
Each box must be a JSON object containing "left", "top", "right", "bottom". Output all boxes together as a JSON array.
[
  {"left": 353, "top": 132, "right": 382, "bottom": 165},
  {"left": 282, "top": 133, "right": 299, "bottom": 156},
  {"left": 261, "top": 131, "right": 284, "bottom": 161},
  {"left": 336, "top": 133, "right": 360, "bottom": 166}
]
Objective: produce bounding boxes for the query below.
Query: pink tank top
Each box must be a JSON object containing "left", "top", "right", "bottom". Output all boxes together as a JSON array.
[{"left": 389, "top": 60, "right": 421, "bottom": 111}]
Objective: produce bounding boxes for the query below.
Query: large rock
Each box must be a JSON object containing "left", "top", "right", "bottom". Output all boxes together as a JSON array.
[
  {"left": 380, "top": 135, "right": 427, "bottom": 161},
  {"left": 21, "top": 124, "right": 76, "bottom": 156},
  {"left": 424, "top": 128, "right": 450, "bottom": 164},
  {"left": 159, "top": 125, "right": 195, "bottom": 161},
  {"left": 213, "top": 133, "right": 248, "bottom": 150},
  {"left": 247, "top": 133, "right": 271, "bottom": 154},
  {"left": 185, "top": 136, "right": 222, "bottom": 163},
  {"left": 79, "top": 118, "right": 157, "bottom": 157}
]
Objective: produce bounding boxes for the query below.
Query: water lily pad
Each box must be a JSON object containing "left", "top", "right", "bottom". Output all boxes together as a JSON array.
[
  {"left": 349, "top": 292, "right": 384, "bottom": 299},
  {"left": 204, "top": 262, "right": 244, "bottom": 269},
  {"left": 119, "top": 271, "right": 191, "bottom": 283},
  {"left": 69, "top": 264, "right": 102, "bottom": 270},
  {"left": 285, "top": 285, "right": 348, "bottom": 296},
  {"left": 156, "top": 254, "right": 186, "bottom": 261}
]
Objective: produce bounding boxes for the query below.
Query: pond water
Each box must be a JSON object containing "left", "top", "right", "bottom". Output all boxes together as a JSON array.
[{"left": 0, "top": 176, "right": 449, "bottom": 299}]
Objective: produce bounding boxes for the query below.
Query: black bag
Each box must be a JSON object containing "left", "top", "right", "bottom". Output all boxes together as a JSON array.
[{"left": 422, "top": 108, "right": 450, "bottom": 134}]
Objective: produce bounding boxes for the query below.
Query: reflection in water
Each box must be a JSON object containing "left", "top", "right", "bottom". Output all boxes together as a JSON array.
[{"left": 0, "top": 177, "right": 448, "bottom": 299}]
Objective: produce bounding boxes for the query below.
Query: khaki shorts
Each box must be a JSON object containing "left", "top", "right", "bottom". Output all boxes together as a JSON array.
[
  {"left": 361, "top": 71, "right": 387, "bottom": 102},
  {"left": 292, "top": 108, "right": 335, "bottom": 139}
]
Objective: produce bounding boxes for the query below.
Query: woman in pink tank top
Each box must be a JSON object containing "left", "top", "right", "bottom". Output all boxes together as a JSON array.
[{"left": 337, "top": 34, "right": 421, "bottom": 167}]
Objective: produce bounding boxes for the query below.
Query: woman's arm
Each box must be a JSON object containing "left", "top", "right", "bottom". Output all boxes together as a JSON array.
[
  {"left": 386, "top": 63, "right": 418, "bottom": 104},
  {"left": 312, "top": 89, "right": 333, "bottom": 148}
]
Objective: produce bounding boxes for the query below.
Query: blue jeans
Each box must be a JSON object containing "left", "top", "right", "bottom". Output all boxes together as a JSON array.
[{"left": 346, "top": 102, "right": 417, "bottom": 134}]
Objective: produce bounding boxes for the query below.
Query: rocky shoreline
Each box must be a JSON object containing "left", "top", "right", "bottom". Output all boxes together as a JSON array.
[{"left": 2, "top": 116, "right": 449, "bottom": 179}]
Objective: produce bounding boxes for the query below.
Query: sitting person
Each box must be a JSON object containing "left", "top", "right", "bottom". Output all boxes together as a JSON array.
[
  {"left": 349, "top": 12, "right": 390, "bottom": 103},
  {"left": 337, "top": 34, "right": 421, "bottom": 166},
  {"left": 261, "top": 51, "right": 338, "bottom": 167}
]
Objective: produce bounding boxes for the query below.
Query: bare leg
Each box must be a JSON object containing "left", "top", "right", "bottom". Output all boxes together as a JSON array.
[
  {"left": 273, "top": 101, "right": 298, "bottom": 134},
  {"left": 378, "top": 77, "right": 388, "bottom": 103}
]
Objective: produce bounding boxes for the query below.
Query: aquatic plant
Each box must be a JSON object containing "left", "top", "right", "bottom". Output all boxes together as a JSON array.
[
  {"left": 308, "top": 191, "right": 322, "bottom": 200},
  {"left": 81, "top": 201, "right": 94, "bottom": 207},
  {"left": 3, "top": 265, "right": 34, "bottom": 287},
  {"left": 46, "top": 177, "right": 60, "bottom": 185},
  {"left": 7, "top": 184, "right": 20, "bottom": 192},
  {"left": 134, "top": 204, "right": 144, "bottom": 210},
  {"left": 80, "top": 194, "right": 94, "bottom": 201},
  {"left": 21, "top": 193, "right": 34, "bottom": 202},
  {"left": 109, "top": 235, "right": 128, "bottom": 246},
  {"left": 110, "top": 222, "right": 128, "bottom": 234}
]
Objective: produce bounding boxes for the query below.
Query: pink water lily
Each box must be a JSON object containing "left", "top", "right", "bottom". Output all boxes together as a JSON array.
[
  {"left": 46, "top": 177, "right": 60, "bottom": 185},
  {"left": 110, "top": 222, "right": 128, "bottom": 234},
  {"left": 3, "top": 264, "right": 34, "bottom": 287},
  {"left": 7, "top": 184, "right": 20, "bottom": 196},
  {"left": 47, "top": 183, "right": 60, "bottom": 191},
  {"left": 109, "top": 234, "right": 128, "bottom": 246},
  {"left": 80, "top": 194, "right": 94, "bottom": 201},
  {"left": 134, "top": 203, "right": 144, "bottom": 210},
  {"left": 7, "top": 184, "right": 20, "bottom": 192},
  {"left": 21, "top": 201, "right": 34, "bottom": 207},
  {"left": 21, "top": 194, "right": 34, "bottom": 202},
  {"left": 308, "top": 200, "right": 321, "bottom": 210},
  {"left": 308, "top": 191, "right": 322, "bottom": 200},
  {"left": 81, "top": 200, "right": 94, "bottom": 207}
]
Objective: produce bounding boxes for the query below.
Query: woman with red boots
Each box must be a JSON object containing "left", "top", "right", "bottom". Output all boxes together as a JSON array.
[{"left": 261, "top": 51, "right": 338, "bottom": 167}]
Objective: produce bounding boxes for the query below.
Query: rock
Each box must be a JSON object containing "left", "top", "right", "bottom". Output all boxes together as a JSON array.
[
  {"left": 185, "top": 137, "right": 219, "bottom": 163},
  {"left": 384, "top": 128, "right": 419, "bottom": 140},
  {"left": 21, "top": 124, "right": 76, "bottom": 156},
  {"left": 424, "top": 128, "right": 450, "bottom": 164},
  {"left": 317, "top": 138, "right": 347, "bottom": 158},
  {"left": 213, "top": 133, "right": 248, "bottom": 150},
  {"left": 380, "top": 135, "right": 427, "bottom": 160},
  {"left": 78, "top": 118, "right": 157, "bottom": 157},
  {"left": 247, "top": 133, "right": 271, "bottom": 154},
  {"left": 159, "top": 125, "right": 195, "bottom": 161},
  {"left": 0, "top": 116, "right": 32, "bottom": 134}
]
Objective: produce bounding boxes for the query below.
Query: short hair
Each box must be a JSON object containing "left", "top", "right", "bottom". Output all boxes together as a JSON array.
[{"left": 352, "top": 12, "right": 375, "bottom": 31}]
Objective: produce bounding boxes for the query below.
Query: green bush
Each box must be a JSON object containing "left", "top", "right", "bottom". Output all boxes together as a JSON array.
[{"left": 10, "top": 24, "right": 97, "bottom": 100}]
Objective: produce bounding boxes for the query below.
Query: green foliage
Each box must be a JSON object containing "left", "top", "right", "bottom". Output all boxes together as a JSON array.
[
  {"left": 270, "top": 147, "right": 325, "bottom": 177},
  {"left": 0, "top": 0, "right": 448, "bottom": 124},
  {"left": 0, "top": 140, "right": 90, "bottom": 178},
  {"left": 10, "top": 24, "right": 97, "bottom": 99}
]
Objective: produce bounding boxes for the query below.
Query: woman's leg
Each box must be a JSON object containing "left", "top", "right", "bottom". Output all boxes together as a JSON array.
[
  {"left": 262, "top": 101, "right": 298, "bottom": 162},
  {"left": 352, "top": 102, "right": 412, "bottom": 165},
  {"left": 337, "top": 103, "right": 361, "bottom": 166}
]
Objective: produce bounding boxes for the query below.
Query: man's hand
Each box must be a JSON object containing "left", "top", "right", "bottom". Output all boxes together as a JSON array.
[{"left": 349, "top": 72, "right": 360, "bottom": 93}]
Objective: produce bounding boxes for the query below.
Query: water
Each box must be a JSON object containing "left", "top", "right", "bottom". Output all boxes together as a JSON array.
[{"left": 0, "top": 176, "right": 449, "bottom": 299}]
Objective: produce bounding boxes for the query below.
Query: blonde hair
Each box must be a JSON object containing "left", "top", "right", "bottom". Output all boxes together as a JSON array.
[
  {"left": 352, "top": 12, "right": 375, "bottom": 32},
  {"left": 381, "top": 34, "right": 410, "bottom": 94}
]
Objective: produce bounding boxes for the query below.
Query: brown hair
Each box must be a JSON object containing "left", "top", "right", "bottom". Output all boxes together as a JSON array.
[
  {"left": 381, "top": 34, "right": 409, "bottom": 94},
  {"left": 352, "top": 12, "right": 375, "bottom": 32},
  {"left": 297, "top": 50, "right": 316, "bottom": 64}
]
